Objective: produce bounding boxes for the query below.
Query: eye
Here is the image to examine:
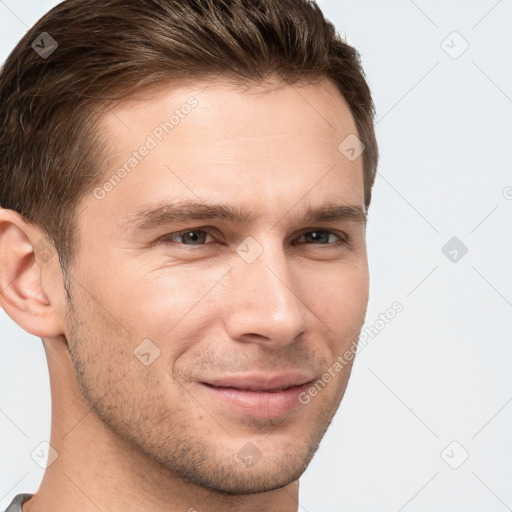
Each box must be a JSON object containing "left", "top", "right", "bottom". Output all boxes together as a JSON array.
[
  {"left": 158, "top": 228, "right": 348, "bottom": 248},
  {"left": 293, "top": 230, "right": 348, "bottom": 246},
  {"left": 160, "top": 229, "right": 215, "bottom": 246}
]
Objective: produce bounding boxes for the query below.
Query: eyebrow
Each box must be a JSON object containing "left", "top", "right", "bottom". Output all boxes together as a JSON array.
[{"left": 123, "top": 199, "right": 367, "bottom": 234}]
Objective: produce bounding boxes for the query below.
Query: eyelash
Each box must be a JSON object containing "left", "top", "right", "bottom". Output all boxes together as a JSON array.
[{"left": 159, "top": 228, "right": 349, "bottom": 248}]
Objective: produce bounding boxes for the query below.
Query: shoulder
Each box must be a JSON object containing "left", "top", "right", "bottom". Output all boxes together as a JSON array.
[{"left": 3, "top": 494, "right": 33, "bottom": 512}]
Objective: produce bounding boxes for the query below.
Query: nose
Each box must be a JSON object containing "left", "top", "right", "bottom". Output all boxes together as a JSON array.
[{"left": 223, "top": 243, "right": 308, "bottom": 346}]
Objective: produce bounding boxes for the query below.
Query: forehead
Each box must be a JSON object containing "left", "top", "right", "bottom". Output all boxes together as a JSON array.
[
  {"left": 99, "top": 76, "right": 359, "bottom": 163},
  {"left": 81, "top": 78, "right": 364, "bottom": 236}
]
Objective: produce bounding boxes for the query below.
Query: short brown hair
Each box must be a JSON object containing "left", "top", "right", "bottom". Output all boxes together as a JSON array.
[{"left": 0, "top": 0, "right": 378, "bottom": 276}]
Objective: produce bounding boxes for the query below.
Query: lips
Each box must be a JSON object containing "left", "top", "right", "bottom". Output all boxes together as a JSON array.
[
  {"left": 198, "top": 372, "right": 315, "bottom": 417},
  {"left": 201, "top": 372, "right": 314, "bottom": 392}
]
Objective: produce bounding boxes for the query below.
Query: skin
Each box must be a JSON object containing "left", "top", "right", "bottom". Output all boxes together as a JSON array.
[{"left": 0, "top": 77, "right": 369, "bottom": 512}]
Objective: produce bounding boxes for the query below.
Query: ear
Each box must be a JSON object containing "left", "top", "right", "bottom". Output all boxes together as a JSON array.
[{"left": 0, "top": 207, "right": 66, "bottom": 338}]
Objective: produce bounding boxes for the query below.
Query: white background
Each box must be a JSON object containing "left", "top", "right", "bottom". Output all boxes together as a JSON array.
[{"left": 1, "top": 1, "right": 511, "bottom": 510}]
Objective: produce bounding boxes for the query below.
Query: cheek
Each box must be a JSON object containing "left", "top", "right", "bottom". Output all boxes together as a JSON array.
[
  {"left": 312, "top": 267, "right": 369, "bottom": 353},
  {"left": 313, "top": 262, "right": 369, "bottom": 312},
  {"left": 98, "top": 263, "right": 223, "bottom": 336},
  {"left": 115, "top": 267, "right": 230, "bottom": 371}
]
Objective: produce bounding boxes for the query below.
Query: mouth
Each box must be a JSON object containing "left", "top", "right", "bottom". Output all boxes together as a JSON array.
[
  {"left": 202, "top": 383, "right": 301, "bottom": 392},
  {"left": 198, "top": 372, "right": 315, "bottom": 418},
  {"left": 201, "top": 372, "right": 314, "bottom": 391}
]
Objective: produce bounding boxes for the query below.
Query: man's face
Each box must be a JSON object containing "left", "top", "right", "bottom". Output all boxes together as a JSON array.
[{"left": 64, "top": 78, "right": 369, "bottom": 494}]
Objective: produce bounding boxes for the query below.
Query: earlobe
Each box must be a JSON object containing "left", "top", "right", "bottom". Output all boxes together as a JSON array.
[{"left": 0, "top": 208, "right": 65, "bottom": 338}]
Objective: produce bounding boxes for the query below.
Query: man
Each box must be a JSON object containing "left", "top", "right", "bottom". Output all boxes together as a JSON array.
[{"left": 0, "top": 0, "right": 378, "bottom": 510}]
